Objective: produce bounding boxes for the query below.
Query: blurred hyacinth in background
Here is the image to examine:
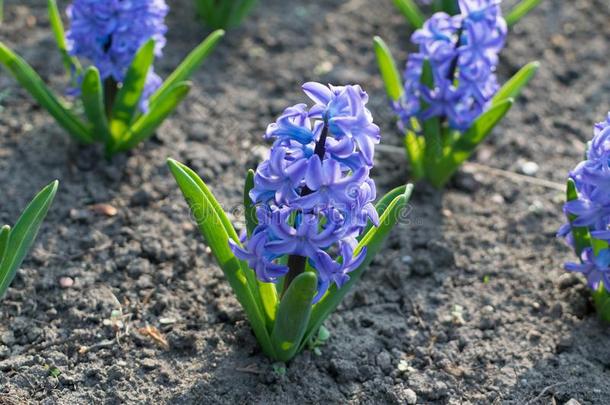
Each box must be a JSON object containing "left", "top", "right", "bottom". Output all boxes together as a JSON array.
[
  {"left": 232, "top": 83, "right": 381, "bottom": 301},
  {"left": 560, "top": 114, "right": 610, "bottom": 244},
  {"left": 66, "top": 0, "right": 169, "bottom": 111},
  {"left": 559, "top": 113, "right": 610, "bottom": 322},
  {"left": 394, "top": 0, "right": 507, "bottom": 131},
  {"left": 0, "top": 0, "right": 223, "bottom": 156},
  {"left": 374, "top": 0, "right": 538, "bottom": 187}
]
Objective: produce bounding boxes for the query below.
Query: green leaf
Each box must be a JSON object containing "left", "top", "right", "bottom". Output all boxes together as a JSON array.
[
  {"left": 441, "top": 0, "right": 459, "bottom": 14},
  {"left": 244, "top": 169, "right": 258, "bottom": 237},
  {"left": 0, "top": 42, "right": 92, "bottom": 143},
  {"left": 373, "top": 36, "right": 404, "bottom": 102},
  {"left": 591, "top": 238, "right": 608, "bottom": 256},
  {"left": 195, "top": 0, "right": 214, "bottom": 24},
  {"left": 430, "top": 99, "right": 514, "bottom": 187},
  {"left": 258, "top": 280, "right": 279, "bottom": 330},
  {"left": 405, "top": 130, "right": 425, "bottom": 181},
  {"left": 301, "top": 185, "right": 414, "bottom": 351},
  {"left": 172, "top": 161, "right": 272, "bottom": 329},
  {"left": 110, "top": 82, "right": 190, "bottom": 155},
  {"left": 492, "top": 61, "right": 539, "bottom": 105},
  {"left": 0, "top": 225, "right": 10, "bottom": 265},
  {"left": 167, "top": 159, "right": 275, "bottom": 358},
  {"left": 149, "top": 30, "right": 224, "bottom": 110},
  {"left": 392, "top": 0, "right": 425, "bottom": 28},
  {"left": 593, "top": 284, "right": 610, "bottom": 323},
  {"left": 0, "top": 181, "right": 58, "bottom": 299},
  {"left": 566, "top": 179, "right": 591, "bottom": 257},
  {"left": 81, "top": 67, "right": 111, "bottom": 144},
  {"left": 48, "top": 0, "right": 80, "bottom": 74},
  {"left": 271, "top": 272, "right": 317, "bottom": 362},
  {"left": 505, "top": 0, "right": 543, "bottom": 27},
  {"left": 241, "top": 170, "right": 276, "bottom": 331},
  {"left": 230, "top": 0, "right": 258, "bottom": 28},
  {"left": 361, "top": 185, "right": 409, "bottom": 237},
  {"left": 109, "top": 40, "right": 155, "bottom": 139},
  {"left": 196, "top": 0, "right": 256, "bottom": 29}
]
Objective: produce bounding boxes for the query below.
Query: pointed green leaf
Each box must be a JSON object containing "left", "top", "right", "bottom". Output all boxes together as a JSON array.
[
  {"left": 505, "top": 0, "right": 543, "bottom": 27},
  {"left": 0, "top": 225, "right": 10, "bottom": 265},
  {"left": 566, "top": 179, "right": 591, "bottom": 257},
  {"left": 392, "top": 0, "right": 425, "bottom": 28},
  {"left": 593, "top": 284, "right": 610, "bottom": 323},
  {"left": 167, "top": 158, "right": 275, "bottom": 358},
  {"left": 111, "top": 82, "right": 190, "bottom": 155},
  {"left": 431, "top": 99, "right": 514, "bottom": 187},
  {"left": 492, "top": 61, "right": 539, "bottom": 105},
  {"left": 362, "top": 185, "right": 409, "bottom": 237},
  {"left": 301, "top": 185, "right": 414, "bottom": 351},
  {"left": 109, "top": 40, "right": 155, "bottom": 138},
  {"left": 258, "top": 280, "right": 279, "bottom": 330},
  {"left": 0, "top": 42, "right": 92, "bottom": 143},
  {"left": 173, "top": 159, "right": 239, "bottom": 242},
  {"left": 405, "top": 130, "right": 425, "bottom": 181},
  {"left": 171, "top": 160, "right": 269, "bottom": 317},
  {"left": 81, "top": 66, "right": 110, "bottom": 143},
  {"left": 242, "top": 169, "right": 277, "bottom": 329},
  {"left": 149, "top": 30, "right": 224, "bottom": 109},
  {"left": 271, "top": 272, "right": 317, "bottom": 362},
  {"left": 0, "top": 181, "right": 58, "bottom": 299},
  {"left": 244, "top": 169, "right": 258, "bottom": 237},
  {"left": 373, "top": 36, "right": 404, "bottom": 102},
  {"left": 48, "top": 0, "right": 80, "bottom": 74}
]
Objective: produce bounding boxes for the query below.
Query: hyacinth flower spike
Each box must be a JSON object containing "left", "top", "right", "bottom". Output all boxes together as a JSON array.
[
  {"left": 168, "top": 83, "right": 413, "bottom": 361},
  {"left": 1, "top": 181, "right": 58, "bottom": 301},
  {"left": 393, "top": 0, "right": 542, "bottom": 29},
  {"left": 559, "top": 113, "right": 610, "bottom": 322},
  {"left": 375, "top": 0, "right": 539, "bottom": 188},
  {"left": 0, "top": 0, "right": 224, "bottom": 157}
]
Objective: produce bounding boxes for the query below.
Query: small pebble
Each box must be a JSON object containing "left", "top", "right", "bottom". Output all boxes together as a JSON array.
[
  {"left": 481, "top": 305, "right": 494, "bottom": 314},
  {"left": 89, "top": 203, "right": 118, "bottom": 217},
  {"left": 401, "top": 255, "right": 413, "bottom": 264},
  {"left": 314, "top": 61, "right": 333, "bottom": 76},
  {"left": 59, "top": 277, "right": 74, "bottom": 288},
  {"left": 404, "top": 388, "right": 417, "bottom": 405},
  {"left": 520, "top": 161, "right": 539, "bottom": 176},
  {"left": 397, "top": 359, "right": 409, "bottom": 372},
  {"left": 491, "top": 193, "right": 505, "bottom": 204},
  {"left": 528, "top": 200, "right": 545, "bottom": 214}
]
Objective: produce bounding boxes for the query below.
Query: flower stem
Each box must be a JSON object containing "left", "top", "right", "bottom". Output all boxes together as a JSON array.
[
  {"left": 104, "top": 77, "right": 118, "bottom": 118},
  {"left": 282, "top": 255, "right": 307, "bottom": 298},
  {"left": 313, "top": 122, "right": 329, "bottom": 160},
  {"left": 440, "top": 26, "right": 463, "bottom": 129}
]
